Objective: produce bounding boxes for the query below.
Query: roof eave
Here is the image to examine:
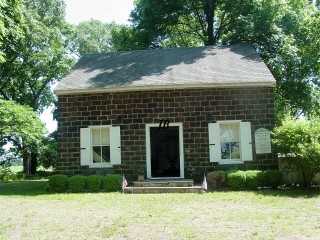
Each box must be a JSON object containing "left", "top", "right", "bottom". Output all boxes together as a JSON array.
[{"left": 54, "top": 82, "right": 276, "bottom": 96}]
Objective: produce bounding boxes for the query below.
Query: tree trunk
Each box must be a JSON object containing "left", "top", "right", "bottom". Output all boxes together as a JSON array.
[
  {"left": 23, "top": 153, "right": 30, "bottom": 174},
  {"left": 30, "top": 151, "right": 37, "bottom": 174},
  {"left": 203, "top": 0, "right": 215, "bottom": 45},
  {"left": 22, "top": 152, "right": 37, "bottom": 174}
]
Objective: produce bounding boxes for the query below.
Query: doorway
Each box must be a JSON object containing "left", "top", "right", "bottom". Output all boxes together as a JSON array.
[{"left": 146, "top": 123, "right": 184, "bottom": 179}]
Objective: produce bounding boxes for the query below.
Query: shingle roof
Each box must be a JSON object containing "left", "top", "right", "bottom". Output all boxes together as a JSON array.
[{"left": 54, "top": 44, "right": 276, "bottom": 95}]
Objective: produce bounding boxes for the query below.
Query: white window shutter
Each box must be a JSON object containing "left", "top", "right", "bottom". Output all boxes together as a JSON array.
[
  {"left": 240, "top": 122, "right": 253, "bottom": 161},
  {"left": 80, "top": 128, "right": 91, "bottom": 166},
  {"left": 208, "top": 123, "right": 221, "bottom": 162},
  {"left": 110, "top": 126, "right": 121, "bottom": 165}
]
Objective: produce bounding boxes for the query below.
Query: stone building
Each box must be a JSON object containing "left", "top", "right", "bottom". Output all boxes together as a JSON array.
[{"left": 54, "top": 44, "right": 277, "bottom": 181}]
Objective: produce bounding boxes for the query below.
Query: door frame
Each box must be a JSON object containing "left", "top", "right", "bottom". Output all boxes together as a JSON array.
[{"left": 145, "top": 122, "right": 184, "bottom": 179}]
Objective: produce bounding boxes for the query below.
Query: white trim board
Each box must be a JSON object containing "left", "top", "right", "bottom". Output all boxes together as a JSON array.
[{"left": 54, "top": 82, "right": 276, "bottom": 96}]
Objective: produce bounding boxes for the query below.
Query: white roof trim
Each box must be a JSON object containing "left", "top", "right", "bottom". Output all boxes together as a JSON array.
[{"left": 54, "top": 82, "right": 276, "bottom": 96}]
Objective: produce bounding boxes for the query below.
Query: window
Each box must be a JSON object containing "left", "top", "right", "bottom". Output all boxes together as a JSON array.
[
  {"left": 220, "top": 123, "right": 240, "bottom": 160},
  {"left": 209, "top": 121, "right": 252, "bottom": 164},
  {"left": 80, "top": 126, "right": 121, "bottom": 168}
]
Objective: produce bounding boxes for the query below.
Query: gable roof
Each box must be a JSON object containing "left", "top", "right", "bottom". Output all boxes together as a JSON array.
[{"left": 54, "top": 44, "right": 276, "bottom": 95}]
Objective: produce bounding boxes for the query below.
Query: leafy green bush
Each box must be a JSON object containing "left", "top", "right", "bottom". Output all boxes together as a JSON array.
[
  {"left": 38, "top": 135, "right": 57, "bottom": 169},
  {"left": 49, "top": 174, "right": 68, "bottom": 193},
  {"left": 273, "top": 116, "right": 320, "bottom": 186},
  {"left": 227, "top": 171, "right": 246, "bottom": 190},
  {"left": 265, "top": 170, "right": 282, "bottom": 188},
  {"left": 15, "top": 171, "right": 25, "bottom": 180},
  {"left": 36, "top": 171, "right": 53, "bottom": 178},
  {"left": 103, "top": 174, "right": 122, "bottom": 192},
  {"left": 86, "top": 175, "right": 103, "bottom": 192},
  {"left": 245, "top": 170, "right": 266, "bottom": 189},
  {"left": 0, "top": 99, "right": 46, "bottom": 172},
  {"left": 0, "top": 168, "right": 53, "bottom": 182},
  {"left": 0, "top": 168, "right": 17, "bottom": 181},
  {"left": 68, "top": 176, "right": 86, "bottom": 193}
]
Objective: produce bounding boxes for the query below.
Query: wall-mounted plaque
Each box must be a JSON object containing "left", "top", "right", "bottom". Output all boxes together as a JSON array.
[{"left": 255, "top": 128, "right": 271, "bottom": 154}]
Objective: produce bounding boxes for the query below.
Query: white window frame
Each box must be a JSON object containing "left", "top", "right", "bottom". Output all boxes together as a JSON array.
[
  {"left": 208, "top": 120, "right": 252, "bottom": 164},
  {"left": 80, "top": 125, "right": 121, "bottom": 168}
]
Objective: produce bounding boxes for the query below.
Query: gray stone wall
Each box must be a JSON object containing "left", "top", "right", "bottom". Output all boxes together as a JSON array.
[{"left": 56, "top": 87, "right": 277, "bottom": 181}]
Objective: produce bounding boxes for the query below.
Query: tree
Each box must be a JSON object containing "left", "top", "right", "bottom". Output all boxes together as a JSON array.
[
  {"left": 68, "top": 19, "right": 115, "bottom": 57},
  {"left": 273, "top": 116, "right": 320, "bottom": 186},
  {"left": 0, "top": 0, "right": 74, "bottom": 173},
  {"left": 37, "top": 132, "right": 57, "bottom": 169},
  {"left": 110, "top": 24, "right": 154, "bottom": 51},
  {"left": 225, "top": 0, "right": 320, "bottom": 118},
  {"left": 0, "top": 0, "right": 74, "bottom": 112},
  {"left": 0, "top": 0, "right": 24, "bottom": 63},
  {"left": 0, "top": 99, "right": 45, "bottom": 171},
  {"left": 130, "top": 0, "right": 258, "bottom": 47},
  {"left": 68, "top": 20, "right": 154, "bottom": 56},
  {"left": 130, "top": 0, "right": 320, "bottom": 118}
]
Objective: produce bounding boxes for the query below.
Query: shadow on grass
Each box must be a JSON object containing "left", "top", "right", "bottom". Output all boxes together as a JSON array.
[
  {"left": 253, "top": 187, "right": 320, "bottom": 199},
  {"left": 0, "top": 180, "right": 49, "bottom": 196},
  {"left": 2, "top": 180, "right": 319, "bottom": 198}
]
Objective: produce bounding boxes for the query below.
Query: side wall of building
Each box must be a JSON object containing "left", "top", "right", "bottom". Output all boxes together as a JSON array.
[{"left": 56, "top": 87, "right": 277, "bottom": 181}]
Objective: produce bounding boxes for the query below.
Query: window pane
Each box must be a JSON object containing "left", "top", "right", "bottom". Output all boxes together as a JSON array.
[
  {"left": 221, "top": 143, "right": 230, "bottom": 159},
  {"left": 220, "top": 123, "right": 239, "bottom": 142},
  {"left": 220, "top": 124, "right": 230, "bottom": 142},
  {"left": 221, "top": 142, "right": 240, "bottom": 160},
  {"left": 92, "top": 146, "right": 110, "bottom": 163},
  {"left": 93, "top": 146, "right": 102, "bottom": 163},
  {"left": 229, "top": 124, "right": 239, "bottom": 142},
  {"left": 91, "top": 127, "right": 111, "bottom": 164},
  {"left": 230, "top": 142, "right": 240, "bottom": 159},
  {"left": 101, "top": 128, "right": 110, "bottom": 145},
  {"left": 218, "top": 123, "right": 241, "bottom": 161},
  {"left": 92, "top": 129, "right": 100, "bottom": 146},
  {"left": 101, "top": 146, "right": 110, "bottom": 162}
]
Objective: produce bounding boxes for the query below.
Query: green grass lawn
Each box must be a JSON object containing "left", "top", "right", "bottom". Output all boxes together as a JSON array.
[{"left": 0, "top": 181, "right": 320, "bottom": 240}]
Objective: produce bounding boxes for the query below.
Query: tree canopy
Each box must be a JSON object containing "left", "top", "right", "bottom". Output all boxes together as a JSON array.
[
  {"left": 68, "top": 19, "right": 154, "bottom": 57},
  {"left": 0, "top": 99, "right": 45, "bottom": 166},
  {"left": 0, "top": 0, "right": 74, "bottom": 173},
  {"left": 110, "top": 24, "right": 154, "bottom": 51},
  {"left": 0, "top": 0, "right": 75, "bottom": 112},
  {"left": 0, "top": 0, "right": 25, "bottom": 63},
  {"left": 68, "top": 19, "right": 114, "bottom": 57}
]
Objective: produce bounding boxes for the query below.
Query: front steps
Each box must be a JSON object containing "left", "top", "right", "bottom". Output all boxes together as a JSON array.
[{"left": 124, "top": 179, "right": 204, "bottom": 194}]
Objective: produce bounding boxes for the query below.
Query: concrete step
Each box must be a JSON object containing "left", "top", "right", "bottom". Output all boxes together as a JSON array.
[
  {"left": 133, "top": 179, "right": 194, "bottom": 188},
  {"left": 124, "top": 179, "right": 203, "bottom": 193},
  {"left": 124, "top": 186, "right": 203, "bottom": 194}
]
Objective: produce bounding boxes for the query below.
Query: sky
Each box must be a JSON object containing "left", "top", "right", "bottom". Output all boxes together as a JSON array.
[
  {"left": 40, "top": 0, "right": 134, "bottom": 133},
  {"left": 64, "top": 0, "right": 134, "bottom": 25}
]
